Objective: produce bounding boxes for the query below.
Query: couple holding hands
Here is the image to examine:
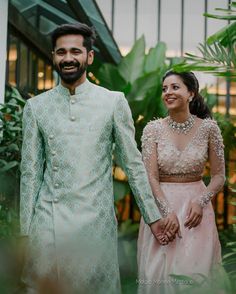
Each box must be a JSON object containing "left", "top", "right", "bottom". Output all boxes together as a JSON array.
[{"left": 20, "top": 23, "right": 224, "bottom": 294}]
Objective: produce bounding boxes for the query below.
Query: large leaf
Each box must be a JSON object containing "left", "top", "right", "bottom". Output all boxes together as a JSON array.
[
  {"left": 206, "top": 22, "right": 236, "bottom": 46},
  {"left": 118, "top": 36, "right": 145, "bottom": 83},
  {"left": 204, "top": 12, "right": 236, "bottom": 21},
  {"left": 126, "top": 70, "right": 160, "bottom": 102},
  {"left": 144, "top": 42, "right": 167, "bottom": 73},
  {"left": 97, "top": 63, "right": 127, "bottom": 91},
  {"left": 0, "top": 161, "right": 19, "bottom": 173},
  {"left": 113, "top": 180, "right": 130, "bottom": 202}
]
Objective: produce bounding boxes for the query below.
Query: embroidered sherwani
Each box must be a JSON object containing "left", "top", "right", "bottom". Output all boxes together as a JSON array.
[{"left": 20, "top": 79, "right": 160, "bottom": 293}]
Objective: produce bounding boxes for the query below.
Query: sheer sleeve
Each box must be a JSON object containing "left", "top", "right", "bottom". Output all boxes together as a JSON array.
[
  {"left": 198, "top": 120, "right": 225, "bottom": 208},
  {"left": 141, "top": 121, "right": 173, "bottom": 217}
]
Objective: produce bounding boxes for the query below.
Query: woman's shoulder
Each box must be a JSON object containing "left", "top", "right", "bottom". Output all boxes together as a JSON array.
[
  {"left": 144, "top": 118, "right": 163, "bottom": 132},
  {"left": 142, "top": 118, "right": 163, "bottom": 141},
  {"left": 200, "top": 117, "right": 221, "bottom": 132}
]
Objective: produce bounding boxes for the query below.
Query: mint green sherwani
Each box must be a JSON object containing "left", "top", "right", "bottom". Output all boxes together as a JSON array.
[{"left": 20, "top": 79, "right": 160, "bottom": 293}]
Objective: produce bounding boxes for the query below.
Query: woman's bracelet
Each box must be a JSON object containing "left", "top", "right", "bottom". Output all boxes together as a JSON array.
[
  {"left": 198, "top": 191, "right": 214, "bottom": 208},
  {"left": 156, "top": 199, "right": 173, "bottom": 218}
]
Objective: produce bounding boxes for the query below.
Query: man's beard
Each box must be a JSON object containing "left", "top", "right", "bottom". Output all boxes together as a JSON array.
[{"left": 55, "top": 60, "right": 88, "bottom": 84}]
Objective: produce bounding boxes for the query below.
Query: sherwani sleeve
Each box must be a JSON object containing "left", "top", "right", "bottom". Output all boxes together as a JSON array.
[
  {"left": 113, "top": 93, "right": 161, "bottom": 224},
  {"left": 20, "top": 101, "right": 45, "bottom": 236}
]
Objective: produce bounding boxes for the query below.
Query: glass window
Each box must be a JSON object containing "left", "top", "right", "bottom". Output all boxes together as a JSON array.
[
  {"left": 207, "top": 0, "right": 228, "bottom": 38},
  {"left": 160, "top": 0, "right": 181, "bottom": 57},
  {"left": 19, "top": 43, "right": 28, "bottom": 91},
  {"left": 45, "top": 65, "right": 53, "bottom": 90},
  {"left": 138, "top": 0, "right": 157, "bottom": 49},
  {"left": 28, "top": 51, "right": 37, "bottom": 94},
  {"left": 8, "top": 35, "right": 17, "bottom": 87},
  {"left": 37, "top": 58, "right": 45, "bottom": 91},
  {"left": 113, "top": 0, "right": 135, "bottom": 55},
  {"left": 184, "top": 0, "right": 204, "bottom": 54},
  {"left": 95, "top": 0, "right": 112, "bottom": 29}
]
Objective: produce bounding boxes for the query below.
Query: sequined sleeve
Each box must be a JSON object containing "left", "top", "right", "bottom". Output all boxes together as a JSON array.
[
  {"left": 141, "top": 121, "right": 173, "bottom": 217},
  {"left": 198, "top": 120, "right": 225, "bottom": 207},
  {"left": 20, "top": 101, "right": 45, "bottom": 236},
  {"left": 113, "top": 94, "right": 161, "bottom": 223}
]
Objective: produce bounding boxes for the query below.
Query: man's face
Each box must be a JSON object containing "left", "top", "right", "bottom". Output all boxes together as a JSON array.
[{"left": 52, "top": 34, "right": 94, "bottom": 84}]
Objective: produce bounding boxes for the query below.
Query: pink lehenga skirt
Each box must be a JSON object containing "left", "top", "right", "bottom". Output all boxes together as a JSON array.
[{"left": 137, "top": 181, "right": 223, "bottom": 294}]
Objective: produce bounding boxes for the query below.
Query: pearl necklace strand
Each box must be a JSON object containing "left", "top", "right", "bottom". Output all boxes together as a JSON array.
[{"left": 167, "top": 114, "right": 195, "bottom": 135}]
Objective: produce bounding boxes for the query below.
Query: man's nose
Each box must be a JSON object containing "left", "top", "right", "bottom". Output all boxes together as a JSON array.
[{"left": 63, "top": 52, "right": 74, "bottom": 62}]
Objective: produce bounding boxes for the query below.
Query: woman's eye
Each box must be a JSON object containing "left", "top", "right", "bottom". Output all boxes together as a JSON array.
[
  {"left": 162, "top": 88, "right": 167, "bottom": 92},
  {"left": 173, "top": 85, "right": 179, "bottom": 90}
]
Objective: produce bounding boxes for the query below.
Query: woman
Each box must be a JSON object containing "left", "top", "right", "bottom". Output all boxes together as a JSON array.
[{"left": 137, "top": 71, "right": 225, "bottom": 294}]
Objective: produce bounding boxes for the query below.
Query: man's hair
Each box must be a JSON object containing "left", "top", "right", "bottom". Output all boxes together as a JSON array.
[{"left": 51, "top": 23, "right": 96, "bottom": 52}]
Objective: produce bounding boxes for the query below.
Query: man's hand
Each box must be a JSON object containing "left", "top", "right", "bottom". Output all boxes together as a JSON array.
[
  {"left": 149, "top": 219, "right": 169, "bottom": 245},
  {"left": 184, "top": 202, "right": 203, "bottom": 229}
]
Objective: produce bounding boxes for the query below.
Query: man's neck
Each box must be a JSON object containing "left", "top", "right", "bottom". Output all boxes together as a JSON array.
[{"left": 61, "top": 74, "right": 86, "bottom": 95}]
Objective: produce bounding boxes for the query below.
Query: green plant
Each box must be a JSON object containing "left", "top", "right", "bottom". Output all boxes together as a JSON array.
[
  {"left": 173, "top": 2, "right": 236, "bottom": 79},
  {"left": 0, "top": 85, "right": 25, "bottom": 173},
  {"left": 96, "top": 36, "right": 168, "bottom": 148},
  {"left": 0, "top": 85, "right": 25, "bottom": 238}
]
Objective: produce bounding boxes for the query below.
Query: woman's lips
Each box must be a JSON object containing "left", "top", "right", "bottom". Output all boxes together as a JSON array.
[{"left": 165, "top": 97, "right": 177, "bottom": 104}]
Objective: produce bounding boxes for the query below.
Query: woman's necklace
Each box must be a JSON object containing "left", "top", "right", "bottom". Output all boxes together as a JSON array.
[{"left": 167, "top": 114, "right": 195, "bottom": 135}]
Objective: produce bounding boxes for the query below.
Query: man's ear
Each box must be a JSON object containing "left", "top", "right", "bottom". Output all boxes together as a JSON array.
[{"left": 87, "top": 50, "right": 94, "bottom": 65}]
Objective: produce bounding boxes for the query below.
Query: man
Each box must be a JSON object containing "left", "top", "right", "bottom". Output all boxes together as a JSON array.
[{"left": 20, "top": 23, "right": 177, "bottom": 293}]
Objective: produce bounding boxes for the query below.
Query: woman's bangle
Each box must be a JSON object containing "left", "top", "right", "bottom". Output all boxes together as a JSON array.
[
  {"left": 198, "top": 191, "right": 214, "bottom": 208},
  {"left": 156, "top": 199, "right": 173, "bottom": 218}
]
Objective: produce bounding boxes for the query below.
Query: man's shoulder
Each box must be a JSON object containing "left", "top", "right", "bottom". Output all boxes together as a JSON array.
[
  {"left": 28, "top": 88, "right": 56, "bottom": 105},
  {"left": 90, "top": 82, "right": 123, "bottom": 100}
]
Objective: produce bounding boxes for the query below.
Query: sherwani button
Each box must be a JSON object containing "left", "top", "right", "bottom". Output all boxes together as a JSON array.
[
  {"left": 54, "top": 183, "right": 59, "bottom": 188},
  {"left": 51, "top": 151, "right": 56, "bottom": 156},
  {"left": 53, "top": 198, "right": 59, "bottom": 203},
  {"left": 71, "top": 99, "right": 76, "bottom": 104},
  {"left": 70, "top": 116, "right": 76, "bottom": 121},
  {"left": 49, "top": 135, "right": 54, "bottom": 139},
  {"left": 53, "top": 166, "right": 58, "bottom": 171}
]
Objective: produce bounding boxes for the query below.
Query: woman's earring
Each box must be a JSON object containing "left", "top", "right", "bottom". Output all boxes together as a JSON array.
[{"left": 188, "top": 96, "right": 193, "bottom": 102}]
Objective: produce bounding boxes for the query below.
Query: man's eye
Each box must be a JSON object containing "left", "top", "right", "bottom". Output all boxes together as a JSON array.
[
  {"left": 72, "top": 50, "right": 81, "bottom": 54},
  {"left": 56, "top": 51, "right": 65, "bottom": 55}
]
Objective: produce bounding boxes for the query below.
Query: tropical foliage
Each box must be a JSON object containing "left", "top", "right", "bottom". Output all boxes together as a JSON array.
[
  {"left": 173, "top": 1, "right": 236, "bottom": 78},
  {"left": 96, "top": 36, "right": 169, "bottom": 147}
]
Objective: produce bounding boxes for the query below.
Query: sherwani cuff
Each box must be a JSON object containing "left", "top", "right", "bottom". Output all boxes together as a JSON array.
[{"left": 141, "top": 200, "right": 161, "bottom": 224}]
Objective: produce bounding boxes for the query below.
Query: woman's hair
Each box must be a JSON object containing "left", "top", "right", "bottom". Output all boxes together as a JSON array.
[{"left": 162, "top": 70, "right": 212, "bottom": 119}]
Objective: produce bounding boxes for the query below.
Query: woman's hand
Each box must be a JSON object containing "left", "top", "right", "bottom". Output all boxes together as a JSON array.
[
  {"left": 184, "top": 202, "right": 203, "bottom": 229},
  {"left": 164, "top": 212, "right": 181, "bottom": 238}
]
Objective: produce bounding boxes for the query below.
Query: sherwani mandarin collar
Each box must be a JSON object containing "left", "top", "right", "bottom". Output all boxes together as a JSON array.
[{"left": 56, "top": 79, "right": 91, "bottom": 100}]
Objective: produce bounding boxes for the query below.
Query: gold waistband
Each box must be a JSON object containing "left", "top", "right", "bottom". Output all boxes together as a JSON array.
[{"left": 159, "top": 176, "right": 202, "bottom": 183}]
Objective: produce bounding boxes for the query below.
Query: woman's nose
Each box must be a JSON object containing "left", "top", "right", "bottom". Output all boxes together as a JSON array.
[{"left": 165, "top": 88, "right": 172, "bottom": 94}]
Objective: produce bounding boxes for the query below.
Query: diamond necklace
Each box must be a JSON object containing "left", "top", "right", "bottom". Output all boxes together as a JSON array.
[{"left": 167, "top": 114, "right": 195, "bottom": 135}]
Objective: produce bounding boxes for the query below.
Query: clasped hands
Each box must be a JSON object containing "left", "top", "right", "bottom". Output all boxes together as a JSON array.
[
  {"left": 149, "top": 212, "right": 181, "bottom": 245},
  {"left": 150, "top": 201, "right": 203, "bottom": 245}
]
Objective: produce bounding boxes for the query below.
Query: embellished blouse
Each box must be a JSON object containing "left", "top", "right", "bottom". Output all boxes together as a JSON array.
[{"left": 141, "top": 118, "right": 225, "bottom": 213}]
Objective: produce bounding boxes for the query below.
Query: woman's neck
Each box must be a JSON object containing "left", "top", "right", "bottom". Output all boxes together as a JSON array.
[{"left": 168, "top": 110, "right": 191, "bottom": 123}]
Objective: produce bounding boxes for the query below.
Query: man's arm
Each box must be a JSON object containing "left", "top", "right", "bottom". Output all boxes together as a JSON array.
[
  {"left": 112, "top": 93, "right": 161, "bottom": 224},
  {"left": 20, "top": 101, "right": 45, "bottom": 236}
]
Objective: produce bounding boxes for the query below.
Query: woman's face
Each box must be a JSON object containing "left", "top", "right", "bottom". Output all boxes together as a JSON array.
[{"left": 162, "top": 74, "right": 193, "bottom": 112}]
